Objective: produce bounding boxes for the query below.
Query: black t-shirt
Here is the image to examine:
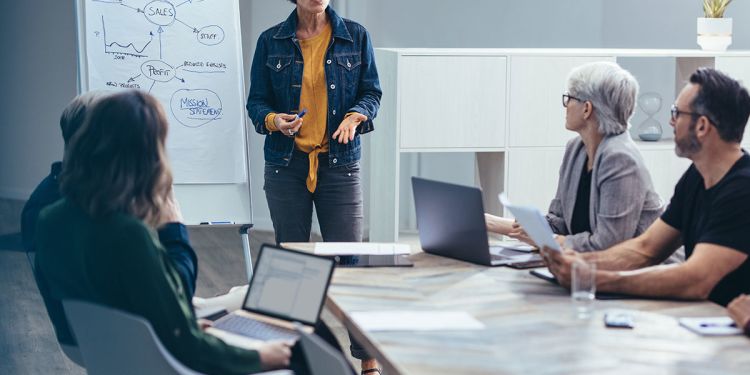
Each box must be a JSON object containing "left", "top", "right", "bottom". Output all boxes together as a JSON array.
[
  {"left": 571, "top": 159, "right": 592, "bottom": 235},
  {"left": 661, "top": 152, "right": 750, "bottom": 306}
]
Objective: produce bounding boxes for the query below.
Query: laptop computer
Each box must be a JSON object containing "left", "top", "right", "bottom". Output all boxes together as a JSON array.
[
  {"left": 411, "top": 177, "right": 544, "bottom": 267},
  {"left": 209, "top": 244, "right": 335, "bottom": 343}
]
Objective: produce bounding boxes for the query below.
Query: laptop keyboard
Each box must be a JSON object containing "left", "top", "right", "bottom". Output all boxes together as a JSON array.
[{"left": 214, "top": 315, "right": 300, "bottom": 341}]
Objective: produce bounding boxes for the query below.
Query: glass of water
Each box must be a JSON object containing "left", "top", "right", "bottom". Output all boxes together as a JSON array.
[{"left": 571, "top": 259, "right": 597, "bottom": 319}]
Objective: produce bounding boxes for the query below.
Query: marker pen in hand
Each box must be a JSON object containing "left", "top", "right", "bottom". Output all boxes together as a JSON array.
[{"left": 289, "top": 109, "right": 307, "bottom": 136}]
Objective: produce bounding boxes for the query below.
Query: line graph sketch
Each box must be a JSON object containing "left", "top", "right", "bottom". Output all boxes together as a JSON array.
[{"left": 101, "top": 16, "right": 153, "bottom": 57}]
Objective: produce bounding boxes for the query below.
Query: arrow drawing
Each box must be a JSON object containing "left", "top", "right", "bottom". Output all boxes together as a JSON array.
[
  {"left": 175, "top": 18, "right": 199, "bottom": 33},
  {"left": 119, "top": 2, "right": 141, "bottom": 13},
  {"left": 157, "top": 27, "right": 164, "bottom": 59}
]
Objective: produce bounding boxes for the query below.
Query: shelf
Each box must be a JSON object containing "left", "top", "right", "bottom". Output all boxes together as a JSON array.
[
  {"left": 380, "top": 48, "right": 750, "bottom": 58},
  {"left": 633, "top": 139, "right": 676, "bottom": 150}
]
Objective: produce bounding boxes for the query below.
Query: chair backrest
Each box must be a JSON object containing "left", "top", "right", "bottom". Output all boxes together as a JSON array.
[
  {"left": 297, "top": 327, "right": 354, "bottom": 375},
  {"left": 62, "top": 300, "right": 203, "bottom": 375},
  {"left": 59, "top": 343, "right": 85, "bottom": 367}
]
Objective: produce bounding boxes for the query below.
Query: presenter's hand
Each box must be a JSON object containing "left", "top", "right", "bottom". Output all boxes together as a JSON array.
[
  {"left": 259, "top": 340, "right": 293, "bottom": 370},
  {"left": 332, "top": 113, "right": 367, "bottom": 144},
  {"left": 728, "top": 294, "right": 750, "bottom": 335},
  {"left": 540, "top": 247, "right": 579, "bottom": 288},
  {"left": 274, "top": 113, "right": 303, "bottom": 137}
]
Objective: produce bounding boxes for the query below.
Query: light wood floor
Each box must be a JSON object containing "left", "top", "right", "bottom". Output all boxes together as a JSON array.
[{"left": 0, "top": 200, "right": 353, "bottom": 374}]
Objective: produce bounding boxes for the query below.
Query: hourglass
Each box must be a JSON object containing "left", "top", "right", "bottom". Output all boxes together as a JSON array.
[{"left": 636, "top": 92, "right": 663, "bottom": 142}]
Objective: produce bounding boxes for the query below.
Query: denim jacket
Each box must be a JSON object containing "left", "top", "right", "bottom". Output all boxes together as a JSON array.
[{"left": 246, "top": 7, "right": 382, "bottom": 168}]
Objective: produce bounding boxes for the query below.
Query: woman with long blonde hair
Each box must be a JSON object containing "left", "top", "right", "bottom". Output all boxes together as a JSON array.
[{"left": 35, "top": 90, "right": 291, "bottom": 374}]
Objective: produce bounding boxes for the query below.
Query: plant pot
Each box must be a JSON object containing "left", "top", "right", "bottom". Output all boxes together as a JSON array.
[{"left": 697, "top": 17, "right": 732, "bottom": 51}]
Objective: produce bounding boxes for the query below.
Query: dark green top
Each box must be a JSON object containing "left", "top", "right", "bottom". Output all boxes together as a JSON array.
[{"left": 35, "top": 199, "right": 263, "bottom": 375}]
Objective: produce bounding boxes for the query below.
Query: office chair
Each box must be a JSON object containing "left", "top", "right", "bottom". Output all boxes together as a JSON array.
[
  {"left": 62, "top": 300, "right": 292, "bottom": 375},
  {"left": 296, "top": 325, "right": 355, "bottom": 375},
  {"left": 59, "top": 343, "right": 85, "bottom": 368},
  {"left": 26, "top": 254, "right": 85, "bottom": 368}
]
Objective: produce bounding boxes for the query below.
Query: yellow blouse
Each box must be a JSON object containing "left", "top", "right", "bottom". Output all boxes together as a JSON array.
[{"left": 265, "top": 22, "right": 332, "bottom": 193}]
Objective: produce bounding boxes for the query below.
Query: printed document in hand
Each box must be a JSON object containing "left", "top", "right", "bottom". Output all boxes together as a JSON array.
[
  {"left": 313, "top": 242, "right": 411, "bottom": 256},
  {"left": 499, "top": 194, "right": 561, "bottom": 251},
  {"left": 678, "top": 317, "right": 743, "bottom": 336},
  {"left": 350, "top": 311, "right": 485, "bottom": 331}
]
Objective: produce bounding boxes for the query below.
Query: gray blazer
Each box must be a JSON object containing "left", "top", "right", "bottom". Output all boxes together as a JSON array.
[{"left": 546, "top": 132, "right": 664, "bottom": 252}]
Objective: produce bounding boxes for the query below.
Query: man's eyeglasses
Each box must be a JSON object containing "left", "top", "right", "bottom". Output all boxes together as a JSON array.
[
  {"left": 562, "top": 93, "right": 585, "bottom": 108},
  {"left": 670, "top": 104, "right": 715, "bottom": 124}
]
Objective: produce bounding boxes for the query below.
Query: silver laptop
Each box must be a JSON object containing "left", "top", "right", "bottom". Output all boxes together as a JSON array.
[
  {"left": 412, "top": 177, "right": 544, "bottom": 267},
  {"left": 211, "top": 244, "right": 335, "bottom": 342}
]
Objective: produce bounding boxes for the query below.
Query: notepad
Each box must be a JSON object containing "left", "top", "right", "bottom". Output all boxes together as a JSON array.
[
  {"left": 313, "top": 242, "right": 411, "bottom": 256},
  {"left": 350, "top": 311, "right": 485, "bottom": 331},
  {"left": 678, "top": 317, "right": 743, "bottom": 336}
]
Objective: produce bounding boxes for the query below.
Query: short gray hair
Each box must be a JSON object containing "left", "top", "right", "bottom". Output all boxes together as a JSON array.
[{"left": 567, "top": 61, "right": 639, "bottom": 136}]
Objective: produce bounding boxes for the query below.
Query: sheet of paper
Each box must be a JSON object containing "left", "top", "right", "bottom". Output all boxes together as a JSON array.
[
  {"left": 313, "top": 242, "right": 411, "bottom": 256},
  {"left": 678, "top": 317, "right": 743, "bottom": 336},
  {"left": 499, "top": 194, "right": 561, "bottom": 251},
  {"left": 493, "top": 240, "right": 536, "bottom": 252},
  {"left": 350, "top": 311, "right": 485, "bottom": 331}
]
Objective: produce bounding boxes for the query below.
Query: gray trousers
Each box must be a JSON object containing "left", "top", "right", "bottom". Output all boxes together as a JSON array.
[
  {"left": 264, "top": 150, "right": 363, "bottom": 243},
  {"left": 264, "top": 150, "right": 368, "bottom": 360}
]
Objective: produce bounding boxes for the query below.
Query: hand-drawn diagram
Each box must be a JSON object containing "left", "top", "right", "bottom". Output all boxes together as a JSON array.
[
  {"left": 83, "top": 0, "right": 247, "bottom": 184},
  {"left": 90, "top": 0, "right": 227, "bottom": 128}
]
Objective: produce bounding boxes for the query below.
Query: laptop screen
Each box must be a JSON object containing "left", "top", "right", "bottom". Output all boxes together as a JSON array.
[{"left": 243, "top": 245, "right": 335, "bottom": 326}]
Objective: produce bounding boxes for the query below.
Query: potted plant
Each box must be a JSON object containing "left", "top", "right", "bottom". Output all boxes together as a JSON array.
[{"left": 697, "top": 0, "right": 733, "bottom": 51}]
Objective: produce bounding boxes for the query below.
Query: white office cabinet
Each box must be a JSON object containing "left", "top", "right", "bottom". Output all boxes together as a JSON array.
[
  {"left": 638, "top": 143, "right": 693, "bottom": 204},
  {"left": 400, "top": 56, "right": 507, "bottom": 149},
  {"left": 508, "top": 56, "right": 615, "bottom": 147},
  {"left": 370, "top": 49, "right": 750, "bottom": 242},
  {"left": 505, "top": 147, "right": 566, "bottom": 212}
]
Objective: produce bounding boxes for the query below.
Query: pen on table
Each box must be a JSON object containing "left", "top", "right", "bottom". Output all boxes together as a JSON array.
[
  {"left": 199, "top": 221, "right": 235, "bottom": 225},
  {"left": 699, "top": 322, "right": 737, "bottom": 328}
]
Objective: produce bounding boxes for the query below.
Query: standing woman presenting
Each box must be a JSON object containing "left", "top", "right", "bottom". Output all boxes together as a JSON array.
[
  {"left": 247, "top": 0, "right": 381, "bottom": 245},
  {"left": 246, "top": 0, "right": 381, "bottom": 373}
]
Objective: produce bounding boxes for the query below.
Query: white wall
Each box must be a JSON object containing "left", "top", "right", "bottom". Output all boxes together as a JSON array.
[
  {"left": 0, "top": 0, "right": 78, "bottom": 200},
  {"left": 3, "top": 0, "right": 750, "bottom": 232},
  {"left": 240, "top": 0, "right": 297, "bottom": 230},
  {"left": 603, "top": 1, "right": 750, "bottom": 49},
  {"left": 348, "top": 0, "right": 604, "bottom": 48}
]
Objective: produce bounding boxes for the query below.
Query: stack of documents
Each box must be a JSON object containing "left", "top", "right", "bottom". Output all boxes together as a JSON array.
[{"left": 313, "top": 242, "right": 411, "bottom": 256}]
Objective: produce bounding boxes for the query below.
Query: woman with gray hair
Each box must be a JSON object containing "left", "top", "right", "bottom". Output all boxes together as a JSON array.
[{"left": 487, "top": 61, "right": 663, "bottom": 251}]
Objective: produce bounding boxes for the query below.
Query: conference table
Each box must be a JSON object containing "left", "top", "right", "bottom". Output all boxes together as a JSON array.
[{"left": 285, "top": 242, "right": 750, "bottom": 375}]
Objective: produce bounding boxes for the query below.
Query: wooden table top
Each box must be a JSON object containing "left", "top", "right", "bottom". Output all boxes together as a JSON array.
[{"left": 284, "top": 242, "right": 750, "bottom": 375}]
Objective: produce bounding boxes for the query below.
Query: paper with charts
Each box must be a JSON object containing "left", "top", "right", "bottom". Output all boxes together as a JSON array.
[{"left": 82, "top": 0, "right": 246, "bottom": 183}]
